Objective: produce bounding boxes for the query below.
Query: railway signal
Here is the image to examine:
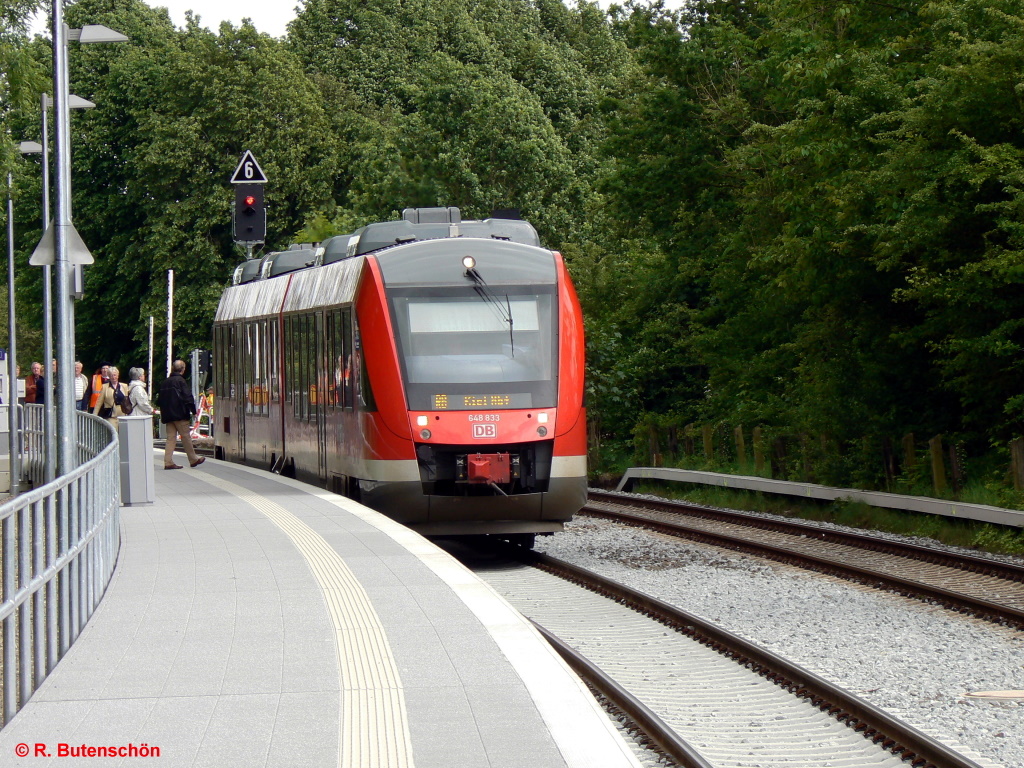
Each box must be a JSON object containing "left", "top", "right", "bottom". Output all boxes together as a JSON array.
[
  {"left": 230, "top": 151, "right": 268, "bottom": 250},
  {"left": 233, "top": 184, "right": 266, "bottom": 242}
]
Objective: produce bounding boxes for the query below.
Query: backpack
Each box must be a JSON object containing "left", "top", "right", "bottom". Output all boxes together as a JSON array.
[{"left": 116, "top": 385, "right": 134, "bottom": 416}]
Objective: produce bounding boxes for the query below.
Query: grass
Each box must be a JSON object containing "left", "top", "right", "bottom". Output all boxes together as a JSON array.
[{"left": 626, "top": 481, "right": 1024, "bottom": 558}]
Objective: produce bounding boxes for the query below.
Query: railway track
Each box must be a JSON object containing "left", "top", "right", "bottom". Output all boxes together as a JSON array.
[
  {"left": 461, "top": 544, "right": 992, "bottom": 768},
  {"left": 584, "top": 490, "right": 1024, "bottom": 628}
]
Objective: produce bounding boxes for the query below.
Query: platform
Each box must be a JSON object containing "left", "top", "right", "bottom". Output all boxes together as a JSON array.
[{"left": 0, "top": 456, "right": 641, "bottom": 767}]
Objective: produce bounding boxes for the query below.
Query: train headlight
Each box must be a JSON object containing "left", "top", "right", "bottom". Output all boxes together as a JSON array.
[
  {"left": 420, "top": 429, "right": 432, "bottom": 440},
  {"left": 462, "top": 255, "right": 476, "bottom": 270},
  {"left": 537, "top": 413, "right": 549, "bottom": 424},
  {"left": 537, "top": 426, "right": 548, "bottom": 437},
  {"left": 416, "top": 415, "right": 429, "bottom": 427}
]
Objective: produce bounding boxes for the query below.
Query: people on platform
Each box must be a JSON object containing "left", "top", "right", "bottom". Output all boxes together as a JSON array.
[
  {"left": 92, "top": 365, "right": 129, "bottom": 425},
  {"left": 89, "top": 363, "right": 110, "bottom": 411},
  {"left": 74, "top": 361, "right": 91, "bottom": 411},
  {"left": 158, "top": 359, "right": 204, "bottom": 470},
  {"left": 127, "top": 367, "right": 154, "bottom": 416},
  {"left": 25, "top": 361, "right": 45, "bottom": 404}
]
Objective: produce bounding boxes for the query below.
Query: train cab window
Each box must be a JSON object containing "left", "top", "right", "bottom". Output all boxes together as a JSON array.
[
  {"left": 389, "top": 288, "right": 557, "bottom": 411},
  {"left": 355, "top": 322, "right": 377, "bottom": 412}
]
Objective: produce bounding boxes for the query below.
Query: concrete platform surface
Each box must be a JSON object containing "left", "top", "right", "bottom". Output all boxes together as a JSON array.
[{"left": 0, "top": 456, "right": 641, "bottom": 768}]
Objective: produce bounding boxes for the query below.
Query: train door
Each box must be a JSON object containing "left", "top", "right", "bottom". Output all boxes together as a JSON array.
[{"left": 315, "top": 311, "right": 328, "bottom": 483}]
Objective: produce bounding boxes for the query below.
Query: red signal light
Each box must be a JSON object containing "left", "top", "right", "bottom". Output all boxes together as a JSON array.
[{"left": 244, "top": 195, "right": 256, "bottom": 206}]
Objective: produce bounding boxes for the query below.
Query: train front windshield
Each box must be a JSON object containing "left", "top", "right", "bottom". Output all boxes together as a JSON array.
[{"left": 390, "top": 288, "right": 558, "bottom": 411}]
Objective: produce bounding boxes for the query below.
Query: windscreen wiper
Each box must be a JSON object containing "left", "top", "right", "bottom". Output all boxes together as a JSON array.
[{"left": 465, "top": 265, "right": 515, "bottom": 357}]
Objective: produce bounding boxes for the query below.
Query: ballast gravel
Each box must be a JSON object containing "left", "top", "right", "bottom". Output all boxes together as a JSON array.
[{"left": 535, "top": 506, "right": 1024, "bottom": 768}]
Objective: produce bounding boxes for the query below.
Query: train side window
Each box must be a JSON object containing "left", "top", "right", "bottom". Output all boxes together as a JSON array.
[
  {"left": 228, "top": 325, "right": 237, "bottom": 400},
  {"left": 342, "top": 309, "right": 353, "bottom": 410},
  {"left": 325, "top": 309, "right": 333, "bottom": 411},
  {"left": 244, "top": 322, "right": 255, "bottom": 416},
  {"left": 213, "top": 326, "right": 221, "bottom": 401},
  {"left": 253, "top": 321, "right": 260, "bottom": 416},
  {"left": 308, "top": 313, "right": 319, "bottom": 421},
  {"left": 283, "top": 316, "right": 291, "bottom": 404},
  {"left": 303, "top": 313, "right": 311, "bottom": 421},
  {"left": 259, "top": 318, "right": 269, "bottom": 417},
  {"left": 269, "top": 319, "right": 279, "bottom": 405},
  {"left": 295, "top": 315, "right": 305, "bottom": 420},
  {"left": 327, "top": 309, "right": 346, "bottom": 411}
]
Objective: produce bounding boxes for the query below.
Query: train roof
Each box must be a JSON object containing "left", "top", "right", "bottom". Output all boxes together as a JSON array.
[
  {"left": 348, "top": 208, "right": 540, "bottom": 256},
  {"left": 261, "top": 248, "right": 318, "bottom": 279},
  {"left": 230, "top": 208, "right": 542, "bottom": 286}
]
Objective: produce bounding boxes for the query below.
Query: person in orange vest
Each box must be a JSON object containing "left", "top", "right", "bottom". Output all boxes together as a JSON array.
[{"left": 89, "top": 363, "right": 110, "bottom": 410}]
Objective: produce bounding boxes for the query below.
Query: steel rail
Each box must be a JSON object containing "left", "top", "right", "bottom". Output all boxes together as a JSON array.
[
  {"left": 531, "top": 621, "right": 714, "bottom": 768},
  {"left": 526, "top": 549, "right": 989, "bottom": 768},
  {"left": 585, "top": 493, "right": 1024, "bottom": 628},
  {"left": 590, "top": 490, "right": 1024, "bottom": 583}
]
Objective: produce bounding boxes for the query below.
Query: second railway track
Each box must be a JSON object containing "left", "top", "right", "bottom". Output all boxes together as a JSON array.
[
  {"left": 584, "top": 490, "right": 1024, "bottom": 628},
  {"left": 459, "top": 544, "right": 995, "bottom": 768}
]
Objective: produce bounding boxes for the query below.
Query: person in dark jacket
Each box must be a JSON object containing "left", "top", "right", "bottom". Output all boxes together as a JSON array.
[{"left": 158, "top": 359, "right": 205, "bottom": 470}]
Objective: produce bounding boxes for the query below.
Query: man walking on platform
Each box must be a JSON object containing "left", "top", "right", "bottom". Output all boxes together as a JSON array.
[{"left": 158, "top": 359, "right": 205, "bottom": 470}]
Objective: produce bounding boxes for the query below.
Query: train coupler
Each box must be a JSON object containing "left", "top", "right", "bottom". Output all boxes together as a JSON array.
[{"left": 456, "top": 452, "right": 520, "bottom": 485}]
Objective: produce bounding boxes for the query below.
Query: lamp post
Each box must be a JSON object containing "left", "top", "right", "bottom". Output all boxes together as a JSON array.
[
  {"left": 29, "top": 94, "right": 94, "bottom": 484},
  {"left": 50, "top": 10, "right": 127, "bottom": 476},
  {"left": 6, "top": 170, "right": 23, "bottom": 496},
  {"left": 9, "top": 142, "right": 46, "bottom": 496}
]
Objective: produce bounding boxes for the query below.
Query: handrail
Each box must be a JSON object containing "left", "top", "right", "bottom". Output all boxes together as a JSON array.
[
  {"left": 0, "top": 407, "right": 120, "bottom": 727},
  {"left": 616, "top": 467, "right": 1024, "bottom": 528}
]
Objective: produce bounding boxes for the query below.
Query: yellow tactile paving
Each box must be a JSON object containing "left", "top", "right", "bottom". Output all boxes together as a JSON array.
[{"left": 192, "top": 472, "right": 414, "bottom": 768}]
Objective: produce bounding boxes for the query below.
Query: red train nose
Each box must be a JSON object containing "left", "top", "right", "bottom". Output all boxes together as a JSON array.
[{"left": 467, "top": 453, "right": 511, "bottom": 484}]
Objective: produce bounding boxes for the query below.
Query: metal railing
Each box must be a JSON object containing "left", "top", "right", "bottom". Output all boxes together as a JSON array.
[
  {"left": 0, "top": 407, "right": 120, "bottom": 727},
  {"left": 617, "top": 466, "right": 1024, "bottom": 528}
]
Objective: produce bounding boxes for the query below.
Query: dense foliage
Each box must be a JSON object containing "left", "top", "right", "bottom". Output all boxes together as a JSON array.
[{"left": 3, "top": 0, "right": 1024, "bottom": 492}]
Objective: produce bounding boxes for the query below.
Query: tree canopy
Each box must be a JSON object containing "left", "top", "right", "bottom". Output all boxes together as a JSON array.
[{"left": 3, "top": 0, "right": 1024, "bottom": 491}]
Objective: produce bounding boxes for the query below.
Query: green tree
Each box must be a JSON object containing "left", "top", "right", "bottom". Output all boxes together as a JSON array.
[{"left": 59, "top": 0, "right": 339, "bottom": 370}]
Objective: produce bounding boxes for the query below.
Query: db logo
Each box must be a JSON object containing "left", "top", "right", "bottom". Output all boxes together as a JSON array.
[{"left": 472, "top": 424, "right": 497, "bottom": 439}]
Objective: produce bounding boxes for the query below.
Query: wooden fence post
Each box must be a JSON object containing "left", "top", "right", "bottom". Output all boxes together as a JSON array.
[
  {"left": 734, "top": 426, "right": 747, "bottom": 469},
  {"left": 648, "top": 422, "right": 661, "bottom": 467},
  {"left": 1011, "top": 438, "right": 1024, "bottom": 492},
  {"left": 587, "top": 418, "right": 601, "bottom": 467},
  {"left": 929, "top": 434, "right": 946, "bottom": 494},
  {"left": 948, "top": 443, "right": 964, "bottom": 494},
  {"left": 771, "top": 437, "right": 787, "bottom": 479},
  {"left": 902, "top": 433, "right": 916, "bottom": 472},
  {"left": 702, "top": 424, "right": 714, "bottom": 460},
  {"left": 753, "top": 426, "right": 765, "bottom": 475},
  {"left": 882, "top": 436, "right": 895, "bottom": 487}
]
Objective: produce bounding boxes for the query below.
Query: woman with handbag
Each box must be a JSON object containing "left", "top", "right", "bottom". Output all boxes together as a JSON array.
[{"left": 92, "top": 366, "right": 130, "bottom": 425}]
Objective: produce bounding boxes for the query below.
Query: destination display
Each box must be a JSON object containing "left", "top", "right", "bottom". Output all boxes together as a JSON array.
[{"left": 432, "top": 393, "right": 532, "bottom": 410}]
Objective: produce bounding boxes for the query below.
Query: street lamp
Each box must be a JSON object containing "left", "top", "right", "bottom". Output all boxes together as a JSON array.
[
  {"left": 50, "top": 11, "right": 127, "bottom": 476},
  {"left": 9, "top": 142, "right": 46, "bottom": 496},
  {"left": 27, "top": 94, "right": 95, "bottom": 484}
]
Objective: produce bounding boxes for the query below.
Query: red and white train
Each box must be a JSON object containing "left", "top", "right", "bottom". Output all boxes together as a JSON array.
[{"left": 212, "top": 207, "right": 586, "bottom": 543}]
